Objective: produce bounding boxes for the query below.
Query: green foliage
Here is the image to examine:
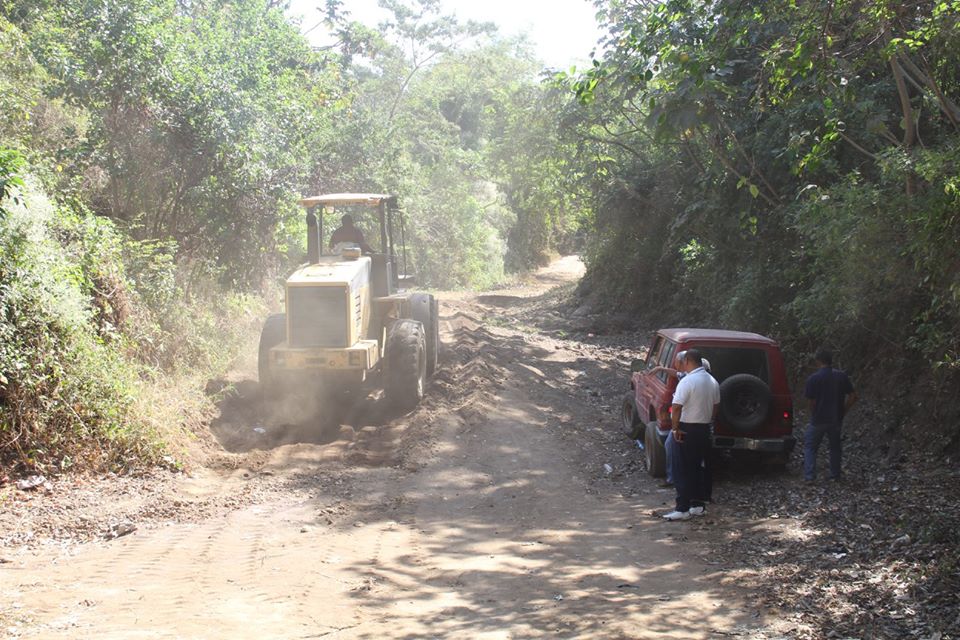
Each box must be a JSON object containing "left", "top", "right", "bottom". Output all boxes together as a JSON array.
[
  {"left": 565, "top": 0, "right": 960, "bottom": 387},
  {"left": 0, "top": 173, "right": 147, "bottom": 471},
  {"left": 320, "top": 1, "right": 558, "bottom": 288},
  {"left": 7, "top": 0, "right": 346, "bottom": 287},
  {"left": 0, "top": 149, "right": 26, "bottom": 211},
  {"left": 488, "top": 82, "right": 592, "bottom": 270},
  {"left": 0, "top": 0, "right": 594, "bottom": 472}
]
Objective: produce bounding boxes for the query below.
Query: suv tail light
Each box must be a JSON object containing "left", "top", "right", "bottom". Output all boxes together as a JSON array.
[{"left": 658, "top": 403, "right": 672, "bottom": 424}]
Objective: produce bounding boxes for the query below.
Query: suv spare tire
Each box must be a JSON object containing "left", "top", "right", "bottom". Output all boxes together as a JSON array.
[{"left": 720, "top": 373, "right": 772, "bottom": 432}]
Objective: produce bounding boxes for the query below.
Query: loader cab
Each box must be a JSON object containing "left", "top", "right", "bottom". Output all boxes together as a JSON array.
[{"left": 300, "top": 193, "right": 412, "bottom": 297}]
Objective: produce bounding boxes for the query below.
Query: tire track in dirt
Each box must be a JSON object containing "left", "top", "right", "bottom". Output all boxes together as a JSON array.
[
  {"left": 326, "top": 267, "right": 774, "bottom": 639},
  {"left": 1, "top": 257, "right": 778, "bottom": 639}
]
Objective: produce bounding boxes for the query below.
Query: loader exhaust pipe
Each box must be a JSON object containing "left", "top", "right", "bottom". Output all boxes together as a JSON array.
[{"left": 306, "top": 208, "right": 320, "bottom": 264}]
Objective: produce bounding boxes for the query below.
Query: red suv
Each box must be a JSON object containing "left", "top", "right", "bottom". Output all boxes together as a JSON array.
[{"left": 622, "top": 328, "right": 796, "bottom": 476}]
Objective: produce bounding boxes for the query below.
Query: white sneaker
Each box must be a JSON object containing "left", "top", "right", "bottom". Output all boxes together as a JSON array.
[
  {"left": 662, "top": 510, "right": 691, "bottom": 521},
  {"left": 689, "top": 506, "right": 705, "bottom": 517}
]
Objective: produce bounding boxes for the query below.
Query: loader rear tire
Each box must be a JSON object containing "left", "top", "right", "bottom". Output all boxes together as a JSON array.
[
  {"left": 410, "top": 293, "right": 439, "bottom": 377},
  {"left": 385, "top": 319, "right": 426, "bottom": 412}
]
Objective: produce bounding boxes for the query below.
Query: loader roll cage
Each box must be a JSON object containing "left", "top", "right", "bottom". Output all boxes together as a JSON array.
[{"left": 300, "top": 193, "right": 411, "bottom": 294}]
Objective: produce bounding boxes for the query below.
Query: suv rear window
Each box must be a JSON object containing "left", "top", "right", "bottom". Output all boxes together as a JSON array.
[{"left": 696, "top": 346, "right": 769, "bottom": 383}]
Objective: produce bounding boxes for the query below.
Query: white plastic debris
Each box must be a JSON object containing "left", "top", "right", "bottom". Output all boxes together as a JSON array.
[{"left": 16, "top": 475, "right": 45, "bottom": 491}]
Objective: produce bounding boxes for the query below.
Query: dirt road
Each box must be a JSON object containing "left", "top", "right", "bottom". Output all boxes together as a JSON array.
[{"left": 1, "top": 257, "right": 771, "bottom": 639}]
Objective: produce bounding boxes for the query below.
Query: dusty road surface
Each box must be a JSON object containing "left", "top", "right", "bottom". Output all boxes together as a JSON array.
[{"left": 1, "top": 257, "right": 773, "bottom": 639}]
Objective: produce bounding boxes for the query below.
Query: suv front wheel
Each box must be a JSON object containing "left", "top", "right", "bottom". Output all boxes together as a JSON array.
[
  {"left": 621, "top": 392, "right": 643, "bottom": 440},
  {"left": 644, "top": 421, "right": 666, "bottom": 478}
]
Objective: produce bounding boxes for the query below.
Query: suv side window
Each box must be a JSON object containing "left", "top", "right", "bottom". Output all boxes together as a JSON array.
[
  {"left": 657, "top": 341, "right": 676, "bottom": 383},
  {"left": 646, "top": 336, "right": 664, "bottom": 369}
]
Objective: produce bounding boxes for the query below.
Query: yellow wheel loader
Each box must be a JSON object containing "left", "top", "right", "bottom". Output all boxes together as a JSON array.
[{"left": 257, "top": 194, "right": 439, "bottom": 411}]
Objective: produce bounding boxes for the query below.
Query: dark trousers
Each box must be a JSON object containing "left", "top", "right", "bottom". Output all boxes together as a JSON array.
[
  {"left": 701, "top": 435, "right": 713, "bottom": 503},
  {"left": 675, "top": 422, "right": 711, "bottom": 512},
  {"left": 804, "top": 422, "right": 842, "bottom": 480}
]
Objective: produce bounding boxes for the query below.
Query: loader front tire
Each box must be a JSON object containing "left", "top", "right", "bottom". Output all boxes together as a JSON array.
[{"left": 258, "top": 313, "right": 286, "bottom": 401}]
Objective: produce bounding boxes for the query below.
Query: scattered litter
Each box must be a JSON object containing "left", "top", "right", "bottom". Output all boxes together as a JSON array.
[
  {"left": 104, "top": 522, "right": 137, "bottom": 540},
  {"left": 253, "top": 427, "right": 266, "bottom": 434},
  {"left": 821, "top": 544, "right": 848, "bottom": 558},
  {"left": 553, "top": 594, "right": 564, "bottom": 601},
  {"left": 603, "top": 463, "right": 613, "bottom": 475},
  {"left": 16, "top": 475, "right": 46, "bottom": 491}
]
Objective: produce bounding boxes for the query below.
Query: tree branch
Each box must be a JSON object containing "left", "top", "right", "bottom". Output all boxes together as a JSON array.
[
  {"left": 890, "top": 60, "right": 915, "bottom": 148},
  {"left": 897, "top": 51, "right": 960, "bottom": 128},
  {"left": 718, "top": 117, "right": 781, "bottom": 202},
  {"left": 695, "top": 124, "right": 777, "bottom": 207},
  {"left": 582, "top": 133, "right": 644, "bottom": 158},
  {"left": 838, "top": 131, "right": 879, "bottom": 161}
]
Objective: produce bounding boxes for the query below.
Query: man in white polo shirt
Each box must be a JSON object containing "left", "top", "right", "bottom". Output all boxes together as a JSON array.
[{"left": 663, "top": 349, "right": 720, "bottom": 521}]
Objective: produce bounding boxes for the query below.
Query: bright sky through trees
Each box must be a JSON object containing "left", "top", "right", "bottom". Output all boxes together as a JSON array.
[{"left": 288, "top": 0, "right": 604, "bottom": 70}]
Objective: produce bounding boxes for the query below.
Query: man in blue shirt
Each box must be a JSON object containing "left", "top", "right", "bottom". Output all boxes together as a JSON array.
[{"left": 803, "top": 348, "right": 858, "bottom": 482}]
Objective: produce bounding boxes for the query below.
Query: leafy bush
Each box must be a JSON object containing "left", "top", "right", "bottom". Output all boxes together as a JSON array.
[
  {"left": 0, "top": 171, "right": 149, "bottom": 471},
  {"left": 0, "top": 156, "right": 266, "bottom": 473}
]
